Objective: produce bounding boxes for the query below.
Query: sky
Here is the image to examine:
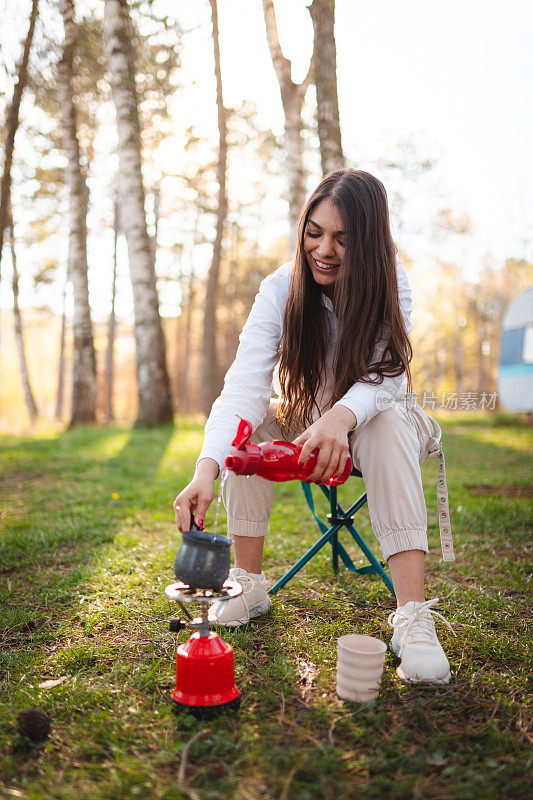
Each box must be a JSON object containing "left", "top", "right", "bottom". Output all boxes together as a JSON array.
[
  {"left": 1, "top": 0, "right": 532, "bottom": 320},
  {"left": 211, "top": 0, "right": 533, "bottom": 271}
]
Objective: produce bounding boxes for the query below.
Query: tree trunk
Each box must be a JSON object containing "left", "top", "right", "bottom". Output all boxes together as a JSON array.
[
  {"left": 55, "top": 281, "right": 67, "bottom": 420},
  {"left": 58, "top": 0, "right": 97, "bottom": 425},
  {"left": 178, "top": 215, "right": 199, "bottom": 414},
  {"left": 225, "top": 221, "right": 241, "bottom": 365},
  {"left": 202, "top": 0, "right": 228, "bottom": 415},
  {"left": 262, "top": 0, "right": 314, "bottom": 251},
  {"left": 0, "top": 0, "right": 39, "bottom": 277},
  {"left": 152, "top": 181, "right": 160, "bottom": 267},
  {"left": 105, "top": 196, "right": 119, "bottom": 422},
  {"left": 309, "top": 0, "right": 344, "bottom": 174},
  {"left": 179, "top": 262, "right": 196, "bottom": 413},
  {"left": 8, "top": 216, "right": 38, "bottom": 424},
  {"left": 104, "top": 0, "right": 172, "bottom": 425}
]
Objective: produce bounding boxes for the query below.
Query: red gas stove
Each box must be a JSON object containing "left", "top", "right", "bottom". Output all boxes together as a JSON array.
[{"left": 165, "top": 580, "right": 242, "bottom": 715}]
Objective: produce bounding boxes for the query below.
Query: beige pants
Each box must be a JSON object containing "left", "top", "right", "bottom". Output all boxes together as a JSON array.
[{"left": 222, "top": 395, "right": 454, "bottom": 563}]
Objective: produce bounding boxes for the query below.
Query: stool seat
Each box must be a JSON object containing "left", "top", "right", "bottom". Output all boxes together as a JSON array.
[{"left": 268, "top": 470, "right": 394, "bottom": 596}]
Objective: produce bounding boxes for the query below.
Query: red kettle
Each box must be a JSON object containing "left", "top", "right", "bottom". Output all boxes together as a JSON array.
[{"left": 225, "top": 417, "right": 352, "bottom": 486}]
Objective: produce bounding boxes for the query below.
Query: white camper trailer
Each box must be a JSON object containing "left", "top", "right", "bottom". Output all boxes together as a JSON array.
[{"left": 498, "top": 287, "right": 533, "bottom": 413}]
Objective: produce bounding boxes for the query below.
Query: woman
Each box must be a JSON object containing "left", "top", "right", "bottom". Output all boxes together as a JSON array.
[{"left": 174, "top": 169, "right": 455, "bottom": 685}]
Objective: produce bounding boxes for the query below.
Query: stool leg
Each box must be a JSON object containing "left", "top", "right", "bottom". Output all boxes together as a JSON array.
[
  {"left": 320, "top": 486, "right": 396, "bottom": 597},
  {"left": 329, "top": 486, "right": 339, "bottom": 573},
  {"left": 331, "top": 533, "right": 339, "bottom": 573},
  {"left": 268, "top": 526, "right": 340, "bottom": 595},
  {"left": 346, "top": 519, "right": 395, "bottom": 596}
]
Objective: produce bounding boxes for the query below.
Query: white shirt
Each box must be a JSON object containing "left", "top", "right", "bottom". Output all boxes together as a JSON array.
[{"left": 198, "top": 257, "right": 413, "bottom": 473}]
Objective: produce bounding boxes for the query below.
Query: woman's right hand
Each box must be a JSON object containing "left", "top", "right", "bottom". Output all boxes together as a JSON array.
[{"left": 173, "top": 458, "right": 219, "bottom": 532}]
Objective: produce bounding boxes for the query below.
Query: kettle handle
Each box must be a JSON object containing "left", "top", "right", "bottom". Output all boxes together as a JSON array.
[{"left": 190, "top": 514, "right": 204, "bottom": 531}]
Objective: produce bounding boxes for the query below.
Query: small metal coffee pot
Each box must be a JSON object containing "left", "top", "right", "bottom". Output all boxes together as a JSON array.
[{"left": 174, "top": 516, "right": 231, "bottom": 591}]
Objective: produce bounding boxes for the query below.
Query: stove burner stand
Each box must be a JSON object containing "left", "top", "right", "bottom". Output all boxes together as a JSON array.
[{"left": 165, "top": 580, "right": 243, "bottom": 715}]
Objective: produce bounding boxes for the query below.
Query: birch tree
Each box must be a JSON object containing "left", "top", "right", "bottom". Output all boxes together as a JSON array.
[
  {"left": 104, "top": 0, "right": 172, "bottom": 424},
  {"left": 0, "top": 0, "right": 39, "bottom": 278},
  {"left": 308, "top": 0, "right": 344, "bottom": 174},
  {"left": 8, "top": 214, "right": 38, "bottom": 423},
  {"left": 58, "top": 0, "right": 97, "bottom": 424},
  {"left": 104, "top": 196, "right": 119, "bottom": 422},
  {"left": 262, "top": 0, "right": 314, "bottom": 250},
  {"left": 179, "top": 256, "right": 197, "bottom": 413},
  {"left": 203, "top": 0, "right": 228, "bottom": 414},
  {"left": 55, "top": 281, "right": 67, "bottom": 420}
]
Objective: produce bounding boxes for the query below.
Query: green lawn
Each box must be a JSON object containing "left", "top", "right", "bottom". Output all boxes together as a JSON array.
[{"left": 0, "top": 413, "right": 531, "bottom": 799}]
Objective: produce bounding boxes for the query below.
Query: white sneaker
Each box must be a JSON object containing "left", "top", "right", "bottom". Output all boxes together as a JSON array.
[
  {"left": 388, "top": 598, "right": 456, "bottom": 685},
  {"left": 212, "top": 567, "right": 271, "bottom": 627}
]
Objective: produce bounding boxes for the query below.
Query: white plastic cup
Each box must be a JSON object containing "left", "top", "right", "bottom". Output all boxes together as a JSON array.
[{"left": 336, "top": 634, "right": 387, "bottom": 702}]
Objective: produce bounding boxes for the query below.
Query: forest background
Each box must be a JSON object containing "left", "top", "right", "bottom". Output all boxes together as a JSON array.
[{"left": 1, "top": 0, "right": 532, "bottom": 432}]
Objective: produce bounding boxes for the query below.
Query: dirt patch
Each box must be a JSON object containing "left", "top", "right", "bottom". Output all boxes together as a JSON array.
[
  {"left": 466, "top": 484, "right": 533, "bottom": 498},
  {"left": 0, "top": 471, "right": 44, "bottom": 486},
  {"left": 297, "top": 660, "right": 318, "bottom": 700}
]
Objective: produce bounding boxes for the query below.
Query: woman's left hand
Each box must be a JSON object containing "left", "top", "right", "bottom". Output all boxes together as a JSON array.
[{"left": 292, "top": 405, "right": 356, "bottom": 483}]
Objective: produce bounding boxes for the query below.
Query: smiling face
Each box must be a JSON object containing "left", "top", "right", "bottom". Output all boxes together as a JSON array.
[{"left": 303, "top": 198, "right": 346, "bottom": 299}]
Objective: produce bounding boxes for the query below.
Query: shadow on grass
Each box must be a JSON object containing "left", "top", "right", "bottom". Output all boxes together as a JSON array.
[{"left": 0, "top": 423, "right": 175, "bottom": 669}]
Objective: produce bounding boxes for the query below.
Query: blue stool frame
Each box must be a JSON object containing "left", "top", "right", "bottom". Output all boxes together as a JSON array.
[{"left": 268, "top": 468, "right": 395, "bottom": 596}]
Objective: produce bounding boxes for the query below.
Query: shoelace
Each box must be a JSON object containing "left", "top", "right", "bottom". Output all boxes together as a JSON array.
[{"left": 387, "top": 598, "right": 456, "bottom": 657}]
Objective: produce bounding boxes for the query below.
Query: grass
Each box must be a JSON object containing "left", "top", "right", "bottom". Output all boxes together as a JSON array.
[{"left": 0, "top": 412, "right": 532, "bottom": 799}]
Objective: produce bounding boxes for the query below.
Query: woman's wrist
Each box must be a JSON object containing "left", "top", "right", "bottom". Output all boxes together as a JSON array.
[
  {"left": 195, "top": 457, "right": 220, "bottom": 480},
  {"left": 327, "top": 404, "right": 357, "bottom": 431}
]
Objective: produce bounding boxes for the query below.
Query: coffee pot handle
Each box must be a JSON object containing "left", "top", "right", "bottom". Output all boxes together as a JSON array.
[{"left": 190, "top": 514, "right": 204, "bottom": 531}]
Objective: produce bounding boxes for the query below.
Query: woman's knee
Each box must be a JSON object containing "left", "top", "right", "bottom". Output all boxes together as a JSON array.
[{"left": 351, "top": 406, "right": 420, "bottom": 467}]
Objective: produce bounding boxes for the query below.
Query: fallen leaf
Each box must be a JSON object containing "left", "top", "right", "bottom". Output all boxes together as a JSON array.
[{"left": 39, "top": 676, "right": 68, "bottom": 689}]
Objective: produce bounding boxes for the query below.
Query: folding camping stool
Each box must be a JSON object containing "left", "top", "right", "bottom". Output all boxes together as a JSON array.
[{"left": 268, "top": 468, "right": 395, "bottom": 596}]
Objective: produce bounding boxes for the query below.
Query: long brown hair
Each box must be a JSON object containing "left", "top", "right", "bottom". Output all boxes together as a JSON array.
[{"left": 277, "top": 168, "right": 412, "bottom": 431}]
